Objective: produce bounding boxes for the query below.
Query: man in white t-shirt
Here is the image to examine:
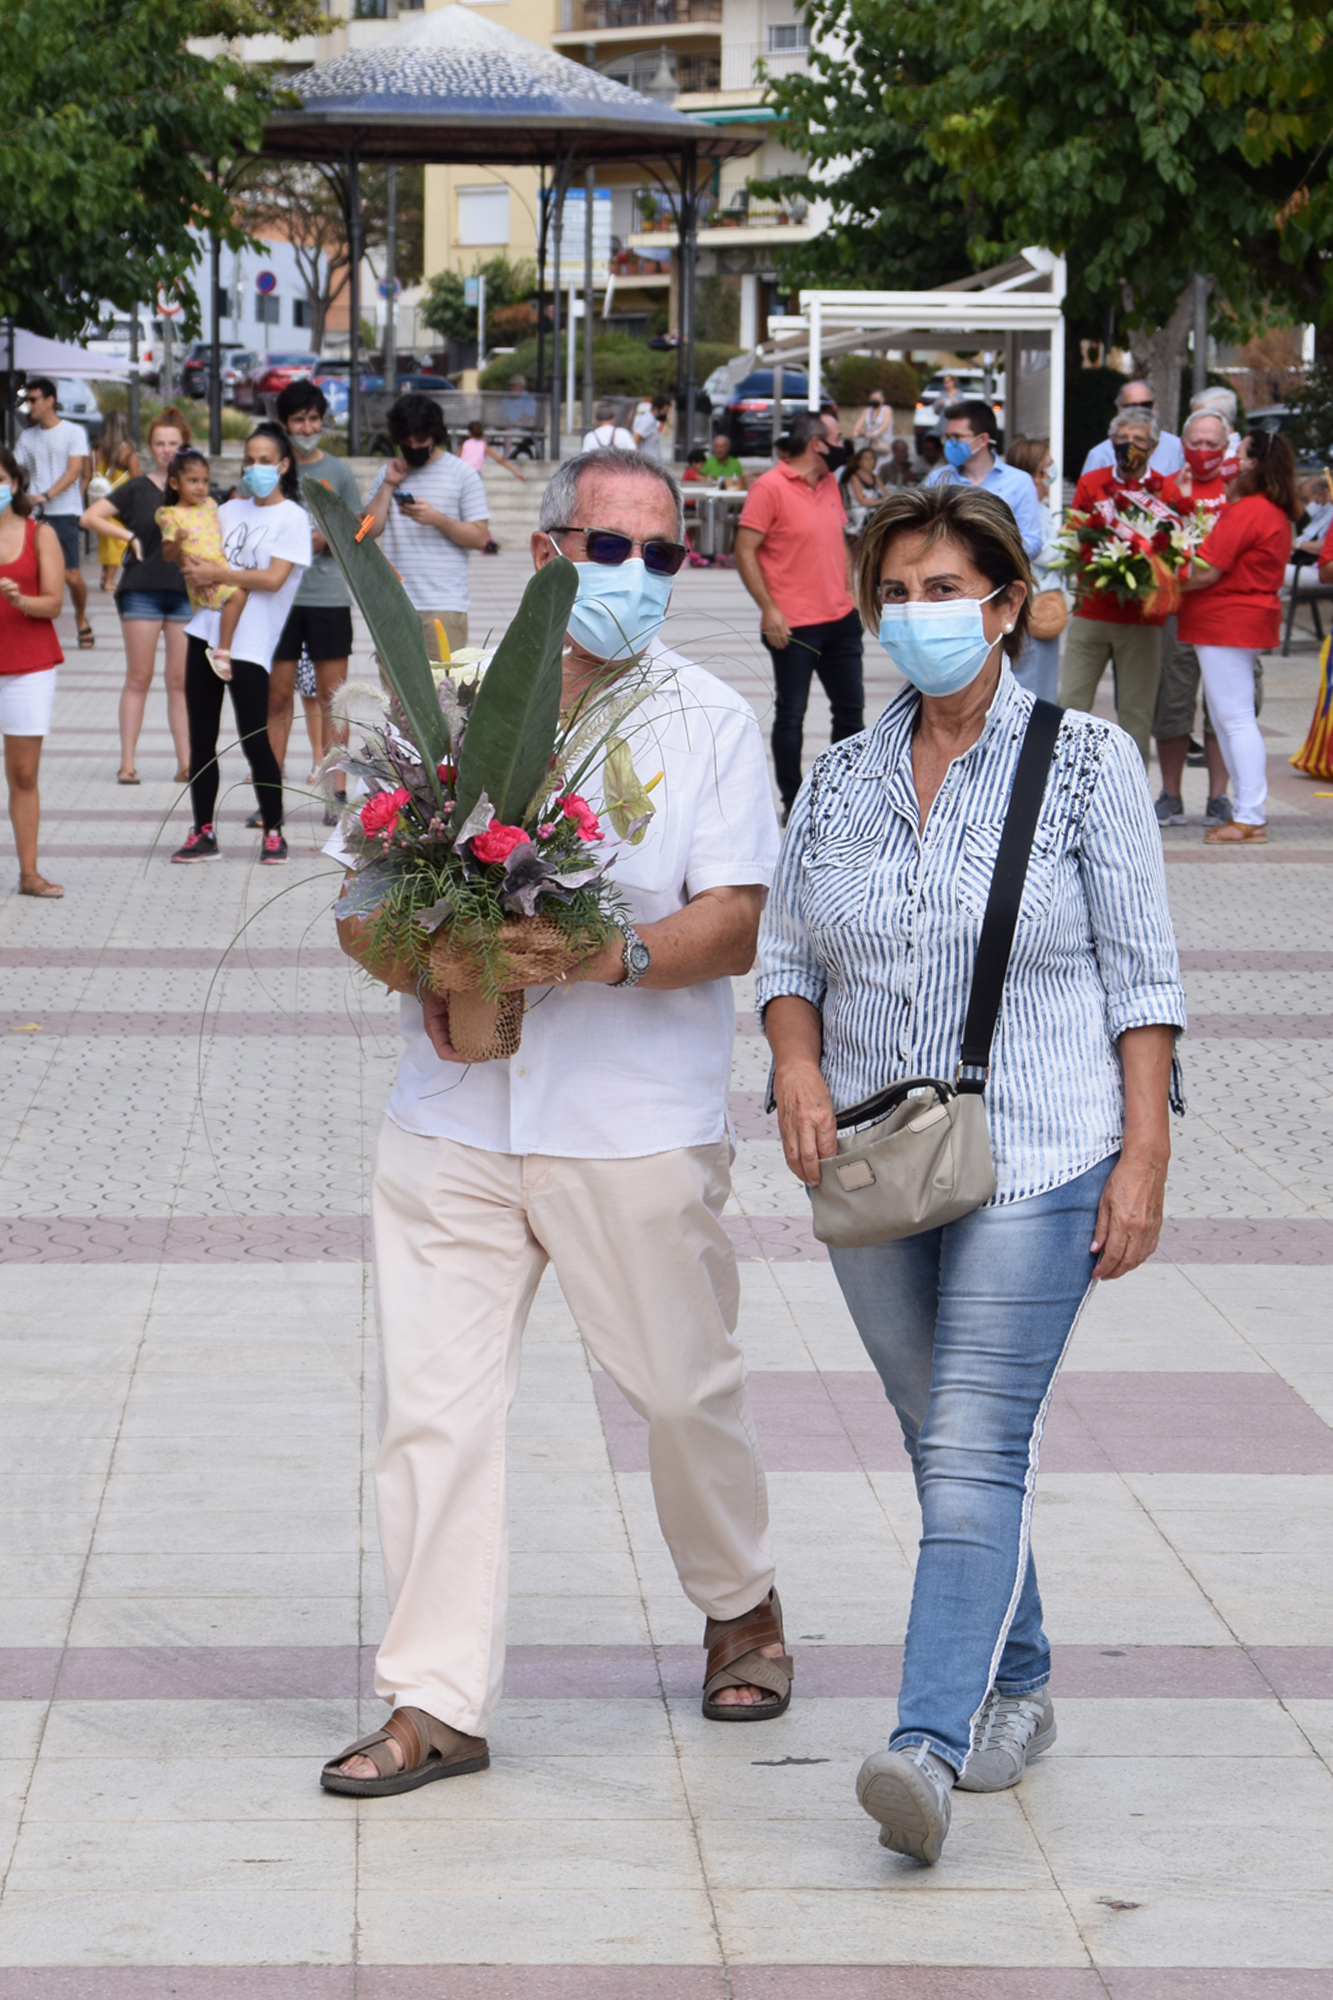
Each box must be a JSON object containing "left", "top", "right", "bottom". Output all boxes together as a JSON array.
[
  {"left": 16, "top": 377, "right": 91, "bottom": 644},
  {"left": 322, "top": 447, "right": 791, "bottom": 1800},
  {"left": 582, "top": 397, "right": 637, "bottom": 453},
  {"left": 632, "top": 394, "right": 673, "bottom": 460},
  {"left": 364, "top": 392, "right": 489, "bottom": 656}
]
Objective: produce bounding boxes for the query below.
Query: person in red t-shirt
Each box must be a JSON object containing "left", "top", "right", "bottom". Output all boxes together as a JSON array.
[
  {"left": 1058, "top": 409, "right": 1174, "bottom": 764},
  {"left": 735, "top": 410, "right": 863, "bottom": 816},
  {"left": 1179, "top": 429, "right": 1300, "bottom": 842},
  {"left": 0, "top": 446, "right": 65, "bottom": 898},
  {"left": 1152, "top": 408, "right": 1235, "bottom": 825}
]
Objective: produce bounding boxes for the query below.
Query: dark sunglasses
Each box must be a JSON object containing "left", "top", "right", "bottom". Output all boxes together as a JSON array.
[{"left": 552, "top": 525, "right": 688, "bottom": 577}]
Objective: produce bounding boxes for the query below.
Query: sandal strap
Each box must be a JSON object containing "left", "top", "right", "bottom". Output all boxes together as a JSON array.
[
  {"left": 704, "top": 1648, "right": 794, "bottom": 1703},
  {"left": 328, "top": 1727, "right": 407, "bottom": 1780},
  {"left": 384, "top": 1708, "right": 428, "bottom": 1772},
  {"left": 704, "top": 1587, "right": 785, "bottom": 1683}
]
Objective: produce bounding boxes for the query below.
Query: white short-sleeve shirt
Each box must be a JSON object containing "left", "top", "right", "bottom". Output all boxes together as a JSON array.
[
  {"left": 377, "top": 647, "right": 781, "bottom": 1159},
  {"left": 16, "top": 420, "right": 90, "bottom": 515},
  {"left": 368, "top": 452, "right": 489, "bottom": 613},
  {"left": 582, "top": 424, "right": 637, "bottom": 453},
  {"left": 184, "top": 496, "right": 312, "bottom": 671}
]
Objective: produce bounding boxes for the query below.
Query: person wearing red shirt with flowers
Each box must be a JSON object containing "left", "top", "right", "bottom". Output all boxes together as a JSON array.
[
  {"left": 1058, "top": 409, "right": 1174, "bottom": 764},
  {"left": 1178, "top": 429, "right": 1301, "bottom": 843},
  {"left": 1152, "top": 408, "right": 1237, "bottom": 827}
]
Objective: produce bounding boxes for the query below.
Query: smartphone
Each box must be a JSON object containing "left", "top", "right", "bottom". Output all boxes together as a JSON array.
[{"left": 394, "top": 491, "right": 415, "bottom": 508}]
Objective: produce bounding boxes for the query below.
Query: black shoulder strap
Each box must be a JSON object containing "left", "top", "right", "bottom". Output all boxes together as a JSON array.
[{"left": 955, "top": 697, "right": 1063, "bottom": 1093}]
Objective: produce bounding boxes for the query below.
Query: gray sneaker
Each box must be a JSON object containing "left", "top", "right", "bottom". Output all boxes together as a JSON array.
[
  {"left": 1206, "top": 793, "right": 1233, "bottom": 825},
  {"left": 957, "top": 1687, "right": 1057, "bottom": 1793},
  {"left": 856, "top": 1741, "right": 955, "bottom": 1864},
  {"left": 1154, "top": 789, "right": 1186, "bottom": 827}
]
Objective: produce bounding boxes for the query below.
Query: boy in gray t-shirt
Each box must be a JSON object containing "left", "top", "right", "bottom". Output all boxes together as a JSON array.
[{"left": 268, "top": 381, "right": 361, "bottom": 811}]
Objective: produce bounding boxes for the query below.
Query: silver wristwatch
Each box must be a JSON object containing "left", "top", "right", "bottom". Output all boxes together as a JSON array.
[{"left": 615, "top": 918, "right": 651, "bottom": 988}]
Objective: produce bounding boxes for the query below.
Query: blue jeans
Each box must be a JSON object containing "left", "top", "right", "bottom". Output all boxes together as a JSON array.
[{"left": 829, "top": 1155, "right": 1115, "bottom": 1773}]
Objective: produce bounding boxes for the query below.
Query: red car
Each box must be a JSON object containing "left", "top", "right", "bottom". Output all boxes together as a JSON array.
[{"left": 234, "top": 352, "right": 320, "bottom": 411}]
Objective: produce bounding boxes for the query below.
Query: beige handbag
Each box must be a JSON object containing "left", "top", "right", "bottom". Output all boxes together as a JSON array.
[
  {"left": 809, "top": 699, "right": 1063, "bottom": 1250},
  {"left": 1029, "top": 588, "right": 1069, "bottom": 640}
]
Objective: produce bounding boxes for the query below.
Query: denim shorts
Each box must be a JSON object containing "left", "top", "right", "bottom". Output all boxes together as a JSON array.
[{"left": 118, "top": 589, "right": 193, "bottom": 623}]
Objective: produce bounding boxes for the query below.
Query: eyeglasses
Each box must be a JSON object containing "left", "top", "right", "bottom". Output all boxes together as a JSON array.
[{"left": 551, "top": 525, "right": 688, "bottom": 577}]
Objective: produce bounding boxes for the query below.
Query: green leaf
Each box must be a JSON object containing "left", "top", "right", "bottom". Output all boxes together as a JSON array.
[
  {"left": 455, "top": 556, "right": 579, "bottom": 826},
  {"left": 302, "top": 477, "right": 448, "bottom": 774}
]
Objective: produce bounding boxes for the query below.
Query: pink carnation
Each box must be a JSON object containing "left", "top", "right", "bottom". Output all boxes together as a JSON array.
[
  {"left": 360, "top": 787, "right": 411, "bottom": 837},
  {"left": 559, "top": 793, "right": 603, "bottom": 843},
  {"left": 470, "top": 820, "right": 529, "bottom": 865}
]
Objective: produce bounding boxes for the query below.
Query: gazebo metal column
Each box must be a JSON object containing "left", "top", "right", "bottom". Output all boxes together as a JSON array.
[
  {"left": 347, "top": 145, "right": 362, "bottom": 456},
  {"left": 679, "top": 141, "right": 699, "bottom": 459}
]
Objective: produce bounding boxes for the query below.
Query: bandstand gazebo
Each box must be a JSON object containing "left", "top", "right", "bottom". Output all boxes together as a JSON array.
[{"left": 253, "top": 4, "right": 758, "bottom": 457}]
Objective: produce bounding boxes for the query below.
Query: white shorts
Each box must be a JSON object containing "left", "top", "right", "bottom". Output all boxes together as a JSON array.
[{"left": 0, "top": 668, "right": 57, "bottom": 737}]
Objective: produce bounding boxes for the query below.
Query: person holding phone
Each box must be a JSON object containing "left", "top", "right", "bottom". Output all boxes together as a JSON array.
[{"left": 362, "top": 393, "right": 488, "bottom": 660}]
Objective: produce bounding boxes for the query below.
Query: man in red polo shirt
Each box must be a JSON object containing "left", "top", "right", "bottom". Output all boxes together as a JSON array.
[{"left": 735, "top": 410, "right": 864, "bottom": 816}]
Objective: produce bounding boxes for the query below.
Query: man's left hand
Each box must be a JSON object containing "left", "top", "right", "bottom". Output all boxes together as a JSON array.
[
  {"left": 397, "top": 499, "right": 441, "bottom": 529},
  {"left": 421, "top": 991, "right": 471, "bottom": 1063}
]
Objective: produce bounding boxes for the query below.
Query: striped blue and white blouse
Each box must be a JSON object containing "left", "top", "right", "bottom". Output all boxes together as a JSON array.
[{"left": 755, "top": 667, "right": 1187, "bottom": 1204}]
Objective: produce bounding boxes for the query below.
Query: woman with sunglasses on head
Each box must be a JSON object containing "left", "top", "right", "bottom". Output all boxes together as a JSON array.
[
  {"left": 80, "top": 407, "right": 195, "bottom": 785},
  {"left": 168, "top": 422, "right": 311, "bottom": 866},
  {"left": 1178, "top": 428, "right": 1301, "bottom": 845},
  {"left": 759, "top": 482, "right": 1183, "bottom": 1865}
]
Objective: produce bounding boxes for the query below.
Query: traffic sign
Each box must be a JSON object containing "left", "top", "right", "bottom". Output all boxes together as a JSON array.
[
  {"left": 255, "top": 270, "right": 278, "bottom": 295},
  {"left": 378, "top": 278, "right": 402, "bottom": 300},
  {"left": 464, "top": 277, "right": 479, "bottom": 307},
  {"left": 156, "top": 286, "right": 183, "bottom": 318}
]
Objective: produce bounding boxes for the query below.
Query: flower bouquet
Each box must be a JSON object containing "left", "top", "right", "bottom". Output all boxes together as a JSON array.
[
  {"left": 304, "top": 480, "right": 661, "bottom": 1061},
  {"left": 1052, "top": 490, "right": 1187, "bottom": 618}
]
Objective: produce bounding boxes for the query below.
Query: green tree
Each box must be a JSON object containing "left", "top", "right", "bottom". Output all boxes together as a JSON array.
[
  {"left": 762, "top": 0, "right": 1333, "bottom": 414},
  {"left": 0, "top": 0, "right": 319, "bottom": 341},
  {"left": 421, "top": 255, "right": 537, "bottom": 349}
]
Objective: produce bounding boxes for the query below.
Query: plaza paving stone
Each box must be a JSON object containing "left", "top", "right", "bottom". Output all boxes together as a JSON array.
[{"left": 0, "top": 488, "right": 1330, "bottom": 1993}]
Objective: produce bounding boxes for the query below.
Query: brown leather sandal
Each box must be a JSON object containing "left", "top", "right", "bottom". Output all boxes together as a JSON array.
[
  {"left": 702, "top": 1586, "right": 794, "bottom": 1722},
  {"left": 320, "top": 1705, "right": 489, "bottom": 1797}
]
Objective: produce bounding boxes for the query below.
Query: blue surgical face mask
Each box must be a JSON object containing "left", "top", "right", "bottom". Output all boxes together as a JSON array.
[
  {"left": 0, "top": 486, "right": 11, "bottom": 515},
  {"left": 558, "top": 545, "right": 675, "bottom": 661},
  {"left": 877, "top": 587, "right": 1006, "bottom": 697},
  {"left": 943, "top": 436, "right": 977, "bottom": 468},
  {"left": 242, "top": 463, "right": 282, "bottom": 498}
]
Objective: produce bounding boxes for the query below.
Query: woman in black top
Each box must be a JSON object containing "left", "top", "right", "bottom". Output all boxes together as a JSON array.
[{"left": 80, "top": 408, "right": 194, "bottom": 784}]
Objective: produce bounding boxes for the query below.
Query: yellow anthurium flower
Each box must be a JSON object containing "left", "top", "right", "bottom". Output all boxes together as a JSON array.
[{"left": 603, "top": 736, "right": 663, "bottom": 844}]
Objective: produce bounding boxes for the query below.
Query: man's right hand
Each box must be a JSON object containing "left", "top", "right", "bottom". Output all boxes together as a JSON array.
[
  {"left": 421, "top": 991, "right": 471, "bottom": 1063},
  {"left": 761, "top": 607, "right": 792, "bottom": 650},
  {"left": 383, "top": 458, "right": 409, "bottom": 488}
]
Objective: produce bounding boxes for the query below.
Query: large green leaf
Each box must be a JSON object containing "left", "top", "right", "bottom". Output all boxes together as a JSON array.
[
  {"left": 303, "top": 477, "right": 448, "bottom": 773},
  {"left": 455, "top": 555, "right": 579, "bottom": 825}
]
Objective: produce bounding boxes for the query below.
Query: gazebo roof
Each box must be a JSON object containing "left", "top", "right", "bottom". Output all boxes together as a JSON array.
[{"left": 262, "top": 3, "right": 758, "bottom": 165}]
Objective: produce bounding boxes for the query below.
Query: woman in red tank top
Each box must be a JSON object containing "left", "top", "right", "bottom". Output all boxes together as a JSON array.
[{"left": 0, "top": 446, "right": 65, "bottom": 896}]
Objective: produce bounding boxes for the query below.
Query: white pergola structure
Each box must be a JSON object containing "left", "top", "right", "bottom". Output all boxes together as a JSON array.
[{"left": 764, "top": 248, "right": 1068, "bottom": 526}]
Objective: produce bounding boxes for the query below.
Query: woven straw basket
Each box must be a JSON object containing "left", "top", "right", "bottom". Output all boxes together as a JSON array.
[{"left": 337, "top": 912, "right": 586, "bottom": 1060}]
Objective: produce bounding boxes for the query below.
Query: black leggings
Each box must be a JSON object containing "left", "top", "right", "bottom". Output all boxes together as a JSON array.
[{"left": 184, "top": 635, "right": 283, "bottom": 831}]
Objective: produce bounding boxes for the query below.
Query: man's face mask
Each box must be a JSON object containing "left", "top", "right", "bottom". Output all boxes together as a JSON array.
[
  {"left": 400, "top": 442, "right": 434, "bottom": 468},
  {"left": 1185, "top": 444, "right": 1226, "bottom": 480},
  {"left": 1113, "top": 437, "right": 1152, "bottom": 479}
]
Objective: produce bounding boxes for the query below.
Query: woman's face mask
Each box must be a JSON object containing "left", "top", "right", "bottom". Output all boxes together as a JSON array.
[
  {"left": 555, "top": 537, "right": 675, "bottom": 661},
  {"left": 1113, "top": 436, "right": 1152, "bottom": 480},
  {"left": 242, "top": 463, "right": 282, "bottom": 499},
  {"left": 1184, "top": 444, "right": 1226, "bottom": 480},
  {"left": 877, "top": 586, "right": 1006, "bottom": 698},
  {"left": 0, "top": 485, "right": 12, "bottom": 515}
]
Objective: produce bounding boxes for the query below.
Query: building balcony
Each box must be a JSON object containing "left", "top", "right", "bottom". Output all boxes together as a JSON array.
[
  {"left": 555, "top": 0, "right": 721, "bottom": 33},
  {"left": 627, "top": 189, "right": 815, "bottom": 248}
]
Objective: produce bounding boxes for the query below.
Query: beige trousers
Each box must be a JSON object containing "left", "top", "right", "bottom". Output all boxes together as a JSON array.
[
  {"left": 370, "top": 1117, "right": 775, "bottom": 1735},
  {"left": 416, "top": 608, "right": 468, "bottom": 659},
  {"left": 1058, "top": 616, "right": 1163, "bottom": 766}
]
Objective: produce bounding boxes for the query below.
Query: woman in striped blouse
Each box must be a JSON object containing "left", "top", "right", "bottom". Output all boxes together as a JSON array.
[{"left": 758, "top": 483, "right": 1185, "bottom": 1866}]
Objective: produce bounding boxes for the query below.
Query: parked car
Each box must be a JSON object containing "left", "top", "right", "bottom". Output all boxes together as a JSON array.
[
  {"left": 234, "top": 351, "right": 321, "bottom": 411},
  {"left": 1245, "top": 403, "right": 1330, "bottom": 468},
  {"left": 50, "top": 377, "right": 103, "bottom": 450},
  {"left": 716, "top": 369, "right": 814, "bottom": 455},
  {"left": 181, "top": 341, "right": 252, "bottom": 405},
  {"left": 914, "top": 368, "right": 1005, "bottom": 438}
]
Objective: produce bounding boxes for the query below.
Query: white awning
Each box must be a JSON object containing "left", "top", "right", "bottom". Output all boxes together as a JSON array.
[{"left": 4, "top": 330, "right": 133, "bottom": 379}]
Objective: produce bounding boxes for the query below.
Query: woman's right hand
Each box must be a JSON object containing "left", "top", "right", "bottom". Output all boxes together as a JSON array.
[{"left": 773, "top": 1057, "right": 838, "bottom": 1186}]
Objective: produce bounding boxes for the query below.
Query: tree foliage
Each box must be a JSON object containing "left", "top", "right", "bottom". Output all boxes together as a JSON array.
[
  {"left": 762, "top": 0, "right": 1333, "bottom": 366},
  {"left": 421, "top": 256, "right": 538, "bottom": 346},
  {"left": 0, "top": 0, "right": 320, "bottom": 340}
]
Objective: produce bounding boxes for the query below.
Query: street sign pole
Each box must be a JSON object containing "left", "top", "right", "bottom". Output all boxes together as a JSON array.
[
  {"left": 477, "top": 271, "right": 486, "bottom": 377},
  {"left": 582, "top": 166, "right": 595, "bottom": 435},
  {"left": 128, "top": 306, "right": 141, "bottom": 446}
]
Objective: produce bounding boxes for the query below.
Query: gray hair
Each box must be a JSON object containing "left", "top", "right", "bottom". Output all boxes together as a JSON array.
[
  {"left": 1116, "top": 379, "right": 1155, "bottom": 409},
  {"left": 1182, "top": 406, "right": 1228, "bottom": 444},
  {"left": 538, "top": 448, "right": 685, "bottom": 538},
  {"left": 1190, "top": 385, "right": 1239, "bottom": 426},
  {"left": 595, "top": 397, "right": 618, "bottom": 422},
  {"left": 1108, "top": 406, "right": 1162, "bottom": 444}
]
